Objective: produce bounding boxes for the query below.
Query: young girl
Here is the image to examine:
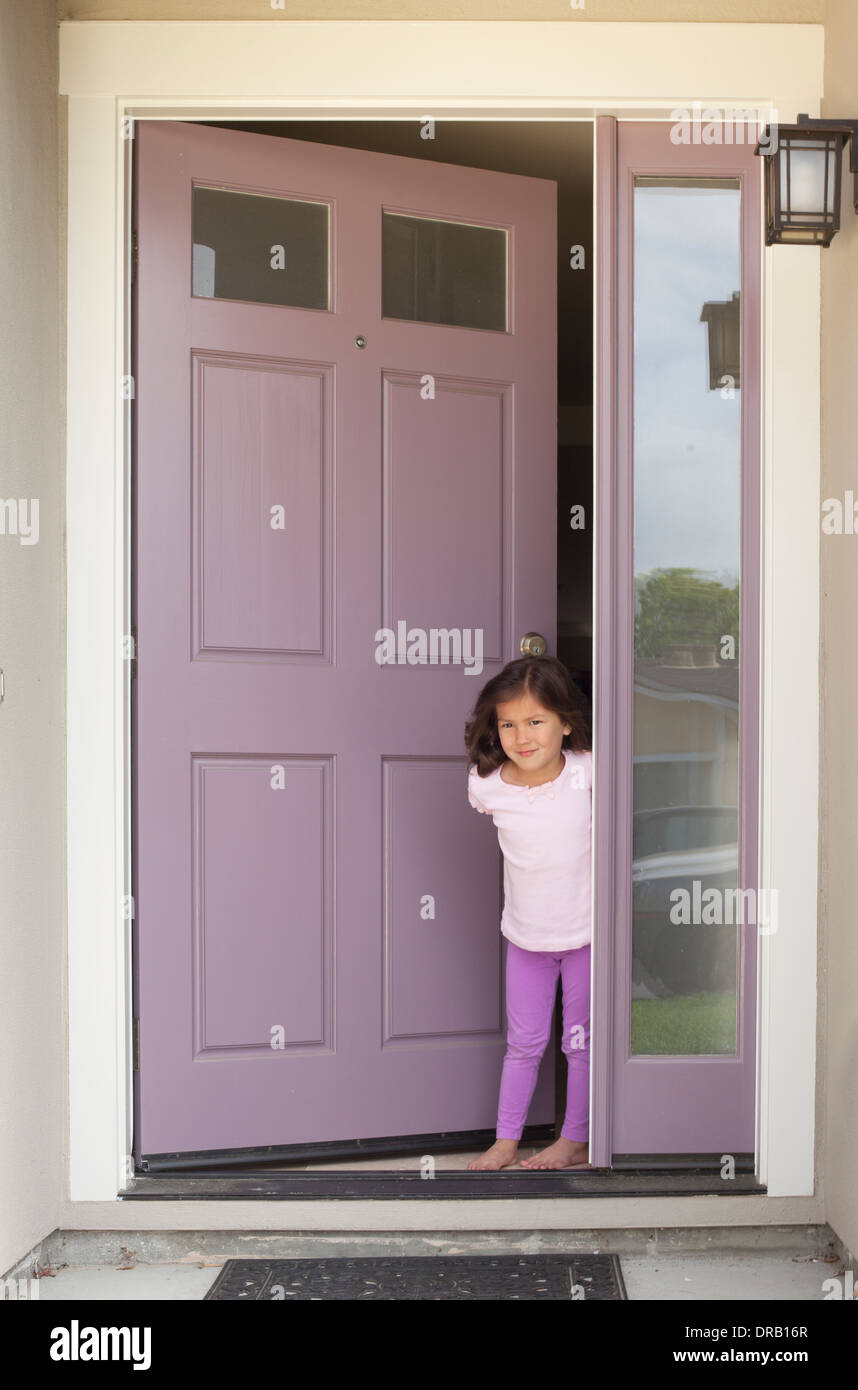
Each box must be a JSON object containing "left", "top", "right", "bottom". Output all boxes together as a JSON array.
[{"left": 464, "top": 654, "right": 592, "bottom": 1171}]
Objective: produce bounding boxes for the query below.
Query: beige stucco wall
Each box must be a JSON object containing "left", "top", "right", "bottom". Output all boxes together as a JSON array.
[
  {"left": 820, "top": 0, "right": 858, "bottom": 1264},
  {"left": 0, "top": 0, "right": 65, "bottom": 1277}
]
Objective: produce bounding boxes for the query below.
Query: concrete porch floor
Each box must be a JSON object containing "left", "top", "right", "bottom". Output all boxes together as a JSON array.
[{"left": 27, "top": 1249, "right": 851, "bottom": 1300}]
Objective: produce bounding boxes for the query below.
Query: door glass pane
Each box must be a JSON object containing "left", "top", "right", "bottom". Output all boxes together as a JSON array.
[
  {"left": 192, "top": 186, "right": 329, "bottom": 310},
  {"left": 382, "top": 211, "right": 507, "bottom": 331},
  {"left": 631, "top": 177, "right": 742, "bottom": 1056}
]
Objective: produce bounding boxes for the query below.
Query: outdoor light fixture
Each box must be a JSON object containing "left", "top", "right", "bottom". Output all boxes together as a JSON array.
[
  {"left": 700, "top": 291, "right": 741, "bottom": 391},
  {"left": 755, "top": 114, "right": 858, "bottom": 246}
]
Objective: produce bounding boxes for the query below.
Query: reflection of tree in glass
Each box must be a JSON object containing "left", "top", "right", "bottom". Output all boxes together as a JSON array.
[{"left": 634, "top": 567, "right": 739, "bottom": 658}]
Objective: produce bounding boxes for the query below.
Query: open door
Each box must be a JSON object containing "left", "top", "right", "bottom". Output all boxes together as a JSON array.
[{"left": 132, "top": 120, "right": 558, "bottom": 1165}]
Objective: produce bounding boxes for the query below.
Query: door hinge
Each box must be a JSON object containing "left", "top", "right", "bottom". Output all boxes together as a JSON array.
[
  {"left": 129, "top": 626, "right": 137, "bottom": 680},
  {"left": 133, "top": 1017, "right": 140, "bottom": 1071}
]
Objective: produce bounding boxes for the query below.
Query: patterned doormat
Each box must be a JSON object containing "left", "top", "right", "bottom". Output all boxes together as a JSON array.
[{"left": 204, "top": 1254, "right": 626, "bottom": 1300}]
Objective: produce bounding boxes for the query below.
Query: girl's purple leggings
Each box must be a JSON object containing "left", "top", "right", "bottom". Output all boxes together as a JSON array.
[{"left": 496, "top": 940, "right": 591, "bottom": 1142}]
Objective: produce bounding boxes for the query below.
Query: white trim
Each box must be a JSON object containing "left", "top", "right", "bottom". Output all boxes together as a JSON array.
[
  {"left": 66, "top": 95, "right": 133, "bottom": 1202},
  {"left": 61, "top": 19, "right": 823, "bottom": 1204},
  {"left": 57, "top": 1193, "right": 822, "bottom": 1232},
  {"left": 756, "top": 247, "right": 821, "bottom": 1196},
  {"left": 58, "top": 20, "right": 825, "bottom": 113}
]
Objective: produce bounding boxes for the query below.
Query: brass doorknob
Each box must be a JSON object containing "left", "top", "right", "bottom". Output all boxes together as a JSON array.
[{"left": 520, "top": 631, "right": 548, "bottom": 657}]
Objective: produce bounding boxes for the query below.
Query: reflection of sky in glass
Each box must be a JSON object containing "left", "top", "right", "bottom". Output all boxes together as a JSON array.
[{"left": 634, "top": 185, "right": 741, "bottom": 582}]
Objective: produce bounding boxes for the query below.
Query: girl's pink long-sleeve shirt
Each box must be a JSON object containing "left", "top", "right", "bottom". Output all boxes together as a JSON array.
[{"left": 467, "top": 748, "right": 592, "bottom": 952}]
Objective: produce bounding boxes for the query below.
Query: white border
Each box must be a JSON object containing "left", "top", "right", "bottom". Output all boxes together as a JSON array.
[{"left": 62, "top": 20, "right": 822, "bottom": 1204}]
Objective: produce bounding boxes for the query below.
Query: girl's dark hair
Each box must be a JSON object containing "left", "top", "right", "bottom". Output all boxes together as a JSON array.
[{"left": 464, "top": 655, "right": 591, "bottom": 776}]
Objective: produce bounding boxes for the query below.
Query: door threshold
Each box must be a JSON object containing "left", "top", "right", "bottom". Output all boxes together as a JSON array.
[
  {"left": 120, "top": 1169, "right": 766, "bottom": 1201},
  {"left": 136, "top": 1125, "right": 554, "bottom": 1174}
]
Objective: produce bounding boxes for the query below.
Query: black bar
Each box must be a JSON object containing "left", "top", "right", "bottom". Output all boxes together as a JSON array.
[{"left": 139, "top": 1123, "right": 555, "bottom": 1173}]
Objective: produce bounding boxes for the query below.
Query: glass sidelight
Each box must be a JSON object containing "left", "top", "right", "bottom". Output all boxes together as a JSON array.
[{"left": 630, "top": 177, "right": 742, "bottom": 1058}]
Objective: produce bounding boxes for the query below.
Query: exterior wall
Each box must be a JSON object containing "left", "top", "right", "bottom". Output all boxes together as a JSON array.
[
  {"left": 57, "top": 19, "right": 825, "bottom": 1228},
  {"left": 820, "top": 0, "right": 858, "bottom": 1263},
  {"left": 1, "top": 0, "right": 848, "bottom": 1285},
  {"left": 0, "top": 0, "right": 65, "bottom": 1277}
]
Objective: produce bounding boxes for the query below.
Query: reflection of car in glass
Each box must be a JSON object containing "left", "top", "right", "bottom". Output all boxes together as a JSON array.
[{"left": 631, "top": 805, "right": 738, "bottom": 1000}]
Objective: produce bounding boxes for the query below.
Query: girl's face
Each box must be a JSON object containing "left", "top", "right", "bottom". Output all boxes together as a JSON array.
[{"left": 494, "top": 693, "right": 572, "bottom": 779}]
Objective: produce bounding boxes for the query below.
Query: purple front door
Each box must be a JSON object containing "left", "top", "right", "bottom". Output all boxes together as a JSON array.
[{"left": 132, "top": 121, "right": 558, "bottom": 1159}]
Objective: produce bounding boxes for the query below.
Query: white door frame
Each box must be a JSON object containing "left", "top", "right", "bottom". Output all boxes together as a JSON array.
[{"left": 60, "top": 19, "right": 823, "bottom": 1210}]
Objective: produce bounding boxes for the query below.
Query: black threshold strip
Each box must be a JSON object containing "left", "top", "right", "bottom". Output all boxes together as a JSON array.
[
  {"left": 137, "top": 1125, "right": 555, "bottom": 1172},
  {"left": 120, "top": 1169, "right": 765, "bottom": 1200}
]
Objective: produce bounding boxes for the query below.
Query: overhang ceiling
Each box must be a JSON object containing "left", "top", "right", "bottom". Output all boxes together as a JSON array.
[{"left": 57, "top": 1, "right": 824, "bottom": 23}]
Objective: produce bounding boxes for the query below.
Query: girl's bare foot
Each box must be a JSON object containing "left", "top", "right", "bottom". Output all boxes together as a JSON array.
[
  {"left": 467, "top": 1139, "right": 520, "bottom": 1171},
  {"left": 519, "top": 1137, "right": 590, "bottom": 1170}
]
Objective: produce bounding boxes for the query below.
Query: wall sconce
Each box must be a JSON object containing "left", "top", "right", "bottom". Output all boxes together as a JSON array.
[{"left": 755, "top": 115, "right": 858, "bottom": 246}]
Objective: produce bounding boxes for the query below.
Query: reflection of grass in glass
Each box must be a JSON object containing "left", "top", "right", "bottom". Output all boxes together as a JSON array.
[{"left": 631, "top": 991, "right": 736, "bottom": 1055}]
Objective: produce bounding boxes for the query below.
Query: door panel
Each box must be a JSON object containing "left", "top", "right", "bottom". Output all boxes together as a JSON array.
[
  {"left": 382, "top": 371, "right": 508, "bottom": 662},
  {"left": 132, "top": 121, "right": 557, "bottom": 1159},
  {"left": 193, "top": 352, "right": 329, "bottom": 657}
]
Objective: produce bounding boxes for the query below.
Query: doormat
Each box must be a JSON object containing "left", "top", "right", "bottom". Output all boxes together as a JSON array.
[{"left": 204, "top": 1254, "right": 626, "bottom": 1301}]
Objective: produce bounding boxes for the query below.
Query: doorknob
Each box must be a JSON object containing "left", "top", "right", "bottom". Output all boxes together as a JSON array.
[{"left": 520, "top": 631, "right": 548, "bottom": 657}]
